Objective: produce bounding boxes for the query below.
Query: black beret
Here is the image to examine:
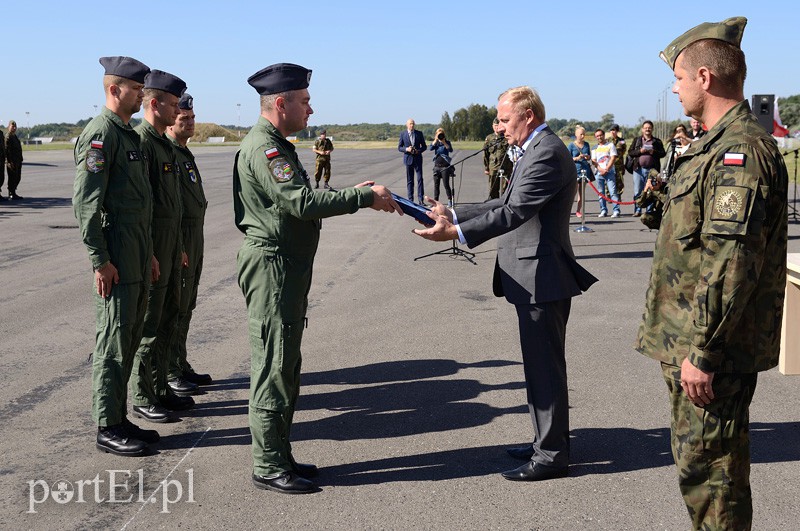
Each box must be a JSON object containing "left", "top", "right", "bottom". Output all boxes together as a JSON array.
[
  {"left": 99, "top": 56, "right": 150, "bottom": 84},
  {"left": 247, "top": 63, "right": 312, "bottom": 95},
  {"left": 179, "top": 93, "right": 193, "bottom": 110},
  {"left": 144, "top": 70, "right": 187, "bottom": 98},
  {"left": 320, "top": 129, "right": 327, "bottom": 135}
]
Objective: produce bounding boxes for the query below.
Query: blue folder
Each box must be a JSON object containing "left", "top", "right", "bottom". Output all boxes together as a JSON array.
[{"left": 391, "top": 193, "right": 435, "bottom": 226}]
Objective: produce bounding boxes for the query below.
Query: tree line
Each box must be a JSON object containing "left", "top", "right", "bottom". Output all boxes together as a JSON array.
[{"left": 7, "top": 95, "right": 798, "bottom": 143}]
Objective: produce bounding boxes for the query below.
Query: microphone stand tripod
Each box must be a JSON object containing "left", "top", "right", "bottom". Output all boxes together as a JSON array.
[{"left": 413, "top": 140, "right": 501, "bottom": 265}]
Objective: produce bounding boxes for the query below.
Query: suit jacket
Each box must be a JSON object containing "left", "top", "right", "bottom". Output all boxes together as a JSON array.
[
  {"left": 457, "top": 126, "right": 597, "bottom": 305},
  {"left": 397, "top": 130, "right": 427, "bottom": 166}
]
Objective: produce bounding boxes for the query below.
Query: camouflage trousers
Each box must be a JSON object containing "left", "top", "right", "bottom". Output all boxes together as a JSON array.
[
  {"left": 314, "top": 158, "right": 331, "bottom": 183},
  {"left": 661, "top": 363, "right": 757, "bottom": 531}
]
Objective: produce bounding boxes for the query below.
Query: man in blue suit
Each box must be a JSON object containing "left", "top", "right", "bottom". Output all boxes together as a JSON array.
[
  {"left": 398, "top": 118, "right": 427, "bottom": 204},
  {"left": 414, "top": 86, "right": 597, "bottom": 482}
]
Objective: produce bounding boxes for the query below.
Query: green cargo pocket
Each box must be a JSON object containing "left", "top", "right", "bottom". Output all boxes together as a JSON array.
[{"left": 249, "top": 317, "right": 267, "bottom": 371}]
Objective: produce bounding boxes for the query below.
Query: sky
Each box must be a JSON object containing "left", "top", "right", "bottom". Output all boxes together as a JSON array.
[{"left": 1, "top": 0, "right": 797, "bottom": 130}]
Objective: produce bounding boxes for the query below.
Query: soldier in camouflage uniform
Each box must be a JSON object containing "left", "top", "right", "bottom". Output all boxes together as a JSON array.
[
  {"left": 73, "top": 56, "right": 159, "bottom": 456},
  {"left": 636, "top": 17, "right": 788, "bottom": 530},
  {"left": 165, "top": 93, "right": 213, "bottom": 392},
  {"left": 312, "top": 129, "right": 334, "bottom": 189},
  {"left": 234, "top": 63, "right": 401, "bottom": 494},
  {"left": 129, "top": 70, "right": 194, "bottom": 424},
  {"left": 609, "top": 124, "right": 625, "bottom": 196},
  {"left": 483, "top": 118, "right": 512, "bottom": 199}
]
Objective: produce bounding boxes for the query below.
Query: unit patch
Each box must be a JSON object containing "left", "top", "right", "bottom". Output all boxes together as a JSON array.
[
  {"left": 184, "top": 161, "right": 197, "bottom": 182},
  {"left": 162, "top": 162, "right": 174, "bottom": 174},
  {"left": 269, "top": 157, "right": 294, "bottom": 182},
  {"left": 86, "top": 149, "right": 105, "bottom": 173},
  {"left": 127, "top": 150, "right": 141, "bottom": 161},
  {"left": 712, "top": 185, "right": 750, "bottom": 222}
]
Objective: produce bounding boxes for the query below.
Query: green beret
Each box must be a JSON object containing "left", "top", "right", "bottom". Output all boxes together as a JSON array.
[{"left": 659, "top": 16, "right": 747, "bottom": 69}]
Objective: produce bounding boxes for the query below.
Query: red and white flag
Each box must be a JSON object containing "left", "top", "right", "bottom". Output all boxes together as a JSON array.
[{"left": 774, "top": 98, "right": 790, "bottom": 137}]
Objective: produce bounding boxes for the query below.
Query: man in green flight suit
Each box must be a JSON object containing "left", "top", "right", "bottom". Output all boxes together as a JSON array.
[
  {"left": 234, "top": 63, "right": 401, "bottom": 494},
  {"left": 483, "top": 118, "right": 512, "bottom": 199},
  {"left": 165, "top": 92, "right": 213, "bottom": 392},
  {"left": 130, "top": 70, "right": 194, "bottom": 424},
  {"left": 312, "top": 129, "right": 333, "bottom": 189},
  {"left": 73, "top": 56, "right": 160, "bottom": 456},
  {"left": 636, "top": 17, "right": 788, "bottom": 529}
]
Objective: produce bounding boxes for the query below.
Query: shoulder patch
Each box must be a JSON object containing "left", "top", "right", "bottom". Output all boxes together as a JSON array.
[
  {"left": 86, "top": 149, "right": 105, "bottom": 173},
  {"left": 265, "top": 147, "right": 280, "bottom": 159},
  {"left": 723, "top": 153, "right": 745, "bottom": 166},
  {"left": 269, "top": 157, "right": 294, "bottom": 183},
  {"left": 712, "top": 185, "right": 750, "bottom": 222},
  {"left": 91, "top": 140, "right": 104, "bottom": 149}
]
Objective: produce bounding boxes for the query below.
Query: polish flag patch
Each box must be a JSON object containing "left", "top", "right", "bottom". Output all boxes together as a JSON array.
[
  {"left": 91, "top": 140, "right": 103, "bottom": 149},
  {"left": 264, "top": 147, "right": 279, "bottom": 159},
  {"left": 723, "top": 153, "right": 745, "bottom": 166}
]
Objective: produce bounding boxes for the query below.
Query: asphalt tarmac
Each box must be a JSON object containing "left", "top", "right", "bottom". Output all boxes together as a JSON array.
[{"left": 1, "top": 146, "right": 798, "bottom": 530}]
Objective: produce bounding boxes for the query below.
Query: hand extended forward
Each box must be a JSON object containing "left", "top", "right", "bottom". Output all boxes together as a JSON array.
[{"left": 412, "top": 196, "right": 458, "bottom": 241}]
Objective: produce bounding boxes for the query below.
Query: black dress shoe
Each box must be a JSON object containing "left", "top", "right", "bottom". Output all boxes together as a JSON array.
[
  {"left": 506, "top": 444, "right": 534, "bottom": 460},
  {"left": 292, "top": 461, "right": 319, "bottom": 479},
  {"left": 160, "top": 392, "right": 194, "bottom": 411},
  {"left": 122, "top": 418, "right": 160, "bottom": 443},
  {"left": 183, "top": 370, "right": 212, "bottom": 385},
  {"left": 132, "top": 404, "right": 175, "bottom": 423},
  {"left": 252, "top": 472, "right": 318, "bottom": 494},
  {"left": 9, "top": 193, "right": 23, "bottom": 200},
  {"left": 168, "top": 377, "right": 199, "bottom": 396},
  {"left": 96, "top": 425, "right": 148, "bottom": 456},
  {"left": 501, "top": 461, "right": 568, "bottom": 482}
]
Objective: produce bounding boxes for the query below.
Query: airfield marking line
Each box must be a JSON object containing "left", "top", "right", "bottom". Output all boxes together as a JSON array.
[{"left": 120, "top": 426, "right": 211, "bottom": 531}]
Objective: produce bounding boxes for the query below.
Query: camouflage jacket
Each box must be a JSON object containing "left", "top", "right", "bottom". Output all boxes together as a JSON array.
[
  {"left": 483, "top": 133, "right": 512, "bottom": 176},
  {"left": 611, "top": 135, "right": 626, "bottom": 174},
  {"left": 5, "top": 132, "right": 22, "bottom": 164},
  {"left": 636, "top": 100, "right": 788, "bottom": 373},
  {"left": 313, "top": 137, "right": 333, "bottom": 160}
]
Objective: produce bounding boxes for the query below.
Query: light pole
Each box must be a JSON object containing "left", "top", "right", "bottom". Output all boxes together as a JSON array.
[
  {"left": 236, "top": 103, "right": 241, "bottom": 138},
  {"left": 25, "top": 111, "right": 30, "bottom": 140}
]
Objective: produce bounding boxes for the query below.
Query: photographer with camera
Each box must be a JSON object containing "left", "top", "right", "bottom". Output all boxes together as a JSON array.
[
  {"left": 629, "top": 120, "right": 666, "bottom": 216},
  {"left": 637, "top": 125, "right": 690, "bottom": 229},
  {"left": 398, "top": 118, "right": 428, "bottom": 204},
  {"left": 429, "top": 128, "right": 454, "bottom": 205}
]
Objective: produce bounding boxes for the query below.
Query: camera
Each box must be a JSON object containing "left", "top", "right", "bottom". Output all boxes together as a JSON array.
[{"left": 437, "top": 133, "right": 445, "bottom": 140}]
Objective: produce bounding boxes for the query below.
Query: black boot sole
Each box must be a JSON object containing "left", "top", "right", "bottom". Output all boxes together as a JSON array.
[{"left": 96, "top": 442, "right": 148, "bottom": 457}]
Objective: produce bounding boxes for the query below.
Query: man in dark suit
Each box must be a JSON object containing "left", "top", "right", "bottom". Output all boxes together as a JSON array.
[
  {"left": 414, "top": 86, "right": 597, "bottom": 481},
  {"left": 398, "top": 118, "right": 427, "bottom": 204}
]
